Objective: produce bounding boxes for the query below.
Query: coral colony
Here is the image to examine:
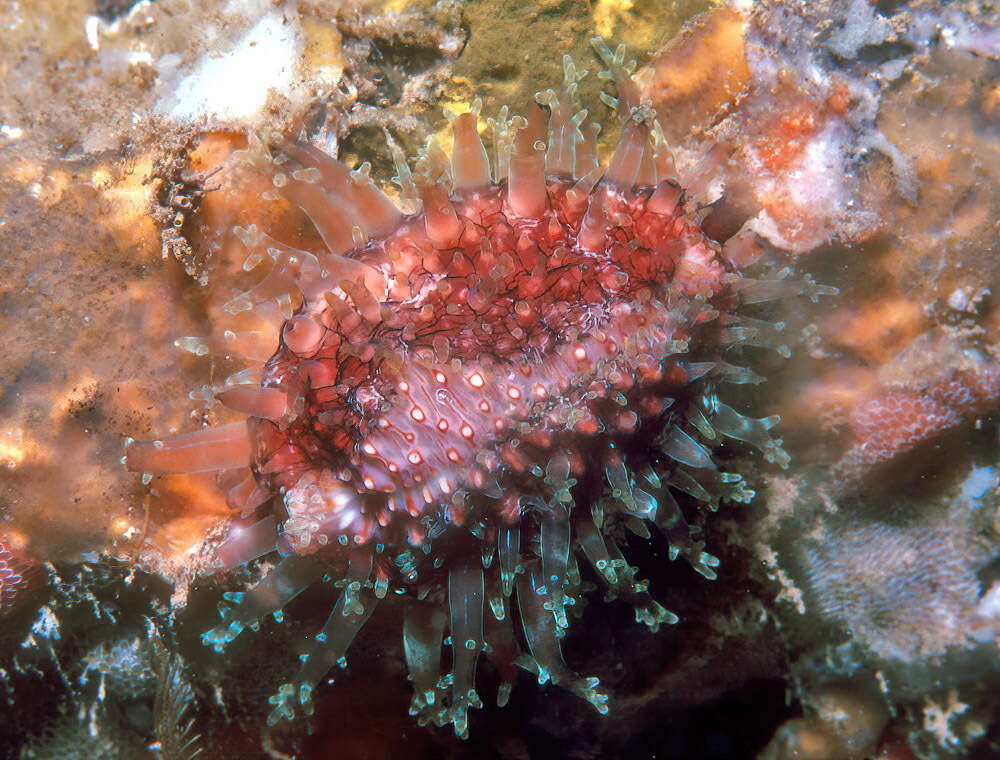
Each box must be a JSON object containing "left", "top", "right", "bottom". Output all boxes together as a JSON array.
[{"left": 125, "top": 39, "right": 832, "bottom": 737}]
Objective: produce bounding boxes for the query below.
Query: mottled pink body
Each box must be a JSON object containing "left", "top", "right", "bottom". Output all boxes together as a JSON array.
[{"left": 248, "top": 177, "right": 730, "bottom": 552}]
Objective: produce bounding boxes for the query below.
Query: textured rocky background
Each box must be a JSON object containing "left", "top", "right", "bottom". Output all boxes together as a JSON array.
[{"left": 1, "top": 0, "right": 999, "bottom": 758}]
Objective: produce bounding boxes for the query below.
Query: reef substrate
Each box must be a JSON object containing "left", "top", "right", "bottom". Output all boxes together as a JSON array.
[{"left": 5, "top": 1, "right": 1000, "bottom": 757}]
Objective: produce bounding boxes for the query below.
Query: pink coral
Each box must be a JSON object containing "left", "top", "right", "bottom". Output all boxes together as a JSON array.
[{"left": 836, "top": 366, "right": 1000, "bottom": 482}]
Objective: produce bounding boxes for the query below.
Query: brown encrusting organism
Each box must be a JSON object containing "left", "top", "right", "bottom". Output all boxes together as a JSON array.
[
  {"left": 149, "top": 133, "right": 222, "bottom": 283},
  {"left": 125, "top": 38, "right": 831, "bottom": 737}
]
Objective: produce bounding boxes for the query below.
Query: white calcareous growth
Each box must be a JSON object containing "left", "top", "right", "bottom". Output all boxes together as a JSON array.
[{"left": 160, "top": 12, "right": 302, "bottom": 122}]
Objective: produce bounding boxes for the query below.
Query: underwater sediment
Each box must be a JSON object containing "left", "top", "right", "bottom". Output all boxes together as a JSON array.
[{"left": 2, "top": 0, "right": 1000, "bottom": 758}]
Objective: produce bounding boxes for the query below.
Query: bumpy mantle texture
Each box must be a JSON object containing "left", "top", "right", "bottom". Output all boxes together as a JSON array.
[{"left": 125, "top": 39, "right": 830, "bottom": 737}]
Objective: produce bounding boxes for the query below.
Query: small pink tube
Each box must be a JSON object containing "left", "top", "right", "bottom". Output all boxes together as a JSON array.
[
  {"left": 451, "top": 112, "right": 491, "bottom": 191},
  {"left": 283, "top": 141, "right": 402, "bottom": 238},
  {"left": 226, "top": 474, "right": 272, "bottom": 514},
  {"left": 216, "top": 515, "right": 280, "bottom": 570},
  {"left": 419, "top": 182, "right": 464, "bottom": 249},
  {"left": 508, "top": 104, "right": 548, "bottom": 219},
  {"left": 125, "top": 421, "right": 252, "bottom": 474},
  {"left": 216, "top": 387, "right": 289, "bottom": 420},
  {"left": 605, "top": 122, "right": 648, "bottom": 189},
  {"left": 281, "top": 315, "right": 325, "bottom": 356}
]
